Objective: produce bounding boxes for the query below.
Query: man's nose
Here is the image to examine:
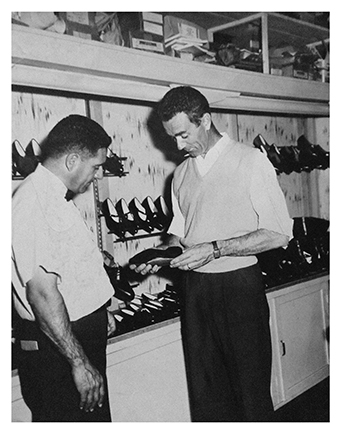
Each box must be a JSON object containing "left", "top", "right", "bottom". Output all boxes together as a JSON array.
[
  {"left": 176, "top": 137, "right": 186, "bottom": 151},
  {"left": 95, "top": 166, "right": 104, "bottom": 180}
]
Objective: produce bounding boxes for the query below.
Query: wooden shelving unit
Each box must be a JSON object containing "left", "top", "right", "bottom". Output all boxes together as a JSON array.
[{"left": 12, "top": 23, "right": 329, "bottom": 115}]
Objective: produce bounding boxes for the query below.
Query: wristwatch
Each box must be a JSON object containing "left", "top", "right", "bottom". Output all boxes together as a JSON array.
[{"left": 212, "top": 240, "right": 221, "bottom": 259}]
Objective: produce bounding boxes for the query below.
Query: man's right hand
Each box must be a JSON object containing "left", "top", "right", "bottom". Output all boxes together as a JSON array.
[
  {"left": 71, "top": 359, "right": 105, "bottom": 412},
  {"left": 129, "top": 263, "right": 161, "bottom": 275}
]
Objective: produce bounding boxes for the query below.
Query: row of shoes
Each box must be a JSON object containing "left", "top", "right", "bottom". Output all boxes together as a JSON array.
[
  {"left": 253, "top": 134, "right": 329, "bottom": 174},
  {"left": 101, "top": 196, "right": 172, "bottom": 239},
  {"left": 103, "top": 149, "right": 127, "bottom": 177},
  {"left": 12, "top": 139, "right": 41, "bottom": 178},
  {"left": 110, "top": 285, "right": 181, "bottom": 337},
  {"left": 257, "top": 217, "right": 329, "bottom": 289}
]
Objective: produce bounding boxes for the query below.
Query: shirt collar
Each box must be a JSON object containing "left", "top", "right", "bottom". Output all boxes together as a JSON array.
[
  {"left": 195, "top": 133, "right": 232, "bottom": 175},
  {"left": 31, "top": 164, "right": 76, "bottom": 231}
]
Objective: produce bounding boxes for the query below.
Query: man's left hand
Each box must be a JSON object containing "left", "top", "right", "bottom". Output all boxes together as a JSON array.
[{"left": 170, "top": 241, "right": 214, "bottom": 271}]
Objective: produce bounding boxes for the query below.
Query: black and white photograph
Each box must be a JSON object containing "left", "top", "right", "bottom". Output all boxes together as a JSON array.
[{"left": 10, "top": 5, "right": 333, "bottom": 426}]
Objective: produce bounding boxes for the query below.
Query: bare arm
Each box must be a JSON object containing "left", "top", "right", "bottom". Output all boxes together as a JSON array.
[
  {"left": 26, "top": 266, "right": 105, "bottom": 412},
  {"left": 170, "top": 229, "right": 289, "bottom": 271}
]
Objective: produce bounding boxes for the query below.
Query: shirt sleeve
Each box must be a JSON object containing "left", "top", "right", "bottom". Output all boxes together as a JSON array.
[
  {"left": 12, "top": 196, "right": 62, "bottom": 287},
  {"left": 250, "top": 151, "right": 293, "bottom": 239},
  {"left": 167, "top": 180, "right": 185, "bottom": 238}
]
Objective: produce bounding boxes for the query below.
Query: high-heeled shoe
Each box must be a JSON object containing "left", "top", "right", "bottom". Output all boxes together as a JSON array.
[
  {"left": 12, "top": 140, "right": 37, "bottom": 178},
  {"left": 253, "top": 134, "right": 271, "bottom": 154},
  {"left": 293, "top": 217, "right": 329, "bottom": 239},
  {"left": 279, "top": 146, "right": 302, "bottom": 174},
  {"left": 129, "top": 198, "right": 154, "bottom": 233},
  {"left": 297, "top": 135, "right": 320, "bottom": 172},
  {"left": 129, "top": 246, "right": 183, "bottom": 267},
  {"left": 104, "top": 262, "right": 135, "bottom": 302},
  {"left": 142, "top": 196, "right": 164, "bottom": 230},
  {"left": 25, "top": 138, "right": 41, "bottom": 162},
  {"left": 253, "top": 135, "right": 286, "bottom": 174},
  {"left": 103, "top": 149, "right": 126, "bottom": 177},
  {"left": 298, "top": 135, "right": 329, "bottom": 170},
  {"left": 115, "top": 198, "right": 138, "bottom": 236},
  {"left": 101, "top": 198, "right": 126, "bottom": 238},
  {"left": 154, "top": 196, "right": 172, "bottom": 229}
]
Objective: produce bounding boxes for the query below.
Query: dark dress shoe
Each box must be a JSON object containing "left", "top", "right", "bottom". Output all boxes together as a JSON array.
[
  {"left": 142, "top": 196, "right": 164, "bottom": 230},
  {"left": 104, "top": 263, "right": 135, "bottom": 302},
  {"left": 12, "top": 140, "right": 37, "bottom": 178},
  {"left": 297, "top": 135, "right": 329, "bottom": 170},
  {"left": 116, "top": 198, "right": 138, "bottom": 236},
  {"left": 286, "top": 238, "right": 314, "bottom": 277},
  {"left": 154, "top": 196, "right": 172, "bottom": 229},
  {"left": 279, "top": 146, "right": 302, "bottom": 174},
  {"left": 103, "top": 150, "right": 126, "bottom": 177},
  {"left": 25, "top": 139, "right": 41, "bottom": 162},
  {"left": 267, "top": 144, "right": 288, "bottom": 174},
  {"left": 129, "top": 198, "right": 154, "bottom": 233},
  {"left": 129, "top": 246, "right": 183, "bottom": 267},
  {"left": 297, "top": 135, "right": 320, "bottom": 172},
  {"left": 253, "top": 134, "right": 271, "bottom": 154},
  {"left": 293, "top": 217, "right": 329, "bottom": 239},
  {"left": 101, "top": 198, "right": 126, "bottom": 238},
  {"left": 253, "top": 135, "right": 286, "bottom": 174}
]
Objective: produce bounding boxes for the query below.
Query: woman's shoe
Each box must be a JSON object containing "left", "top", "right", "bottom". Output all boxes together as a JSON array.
[
  {"left": 101, "top": 198, "right": 125, "bottom": 238},
  {"left": 116, "top": 198, "right": 138, "bottom": 236},
  {"left": 253, "top": 134, "right": 271, "bottom": 154},
  {"left": 129, "top": 246, "right": 183, "bottom": 267},
  {"left": 25, "top": 138, "right": 41, "bottom": 162},
  {"left": 279, "top": 146, "right": 302, "bottom": 174},
  {"left": 253, "top": 135, "right": 286, "bottom": 174},
  {"left": 12, "top": 140, "right": 37, "bottom": 178},
  {"left": 154, "top": 196, "right": 172, "bottom": 229},
  {"left": 129, "top": 198, "right": 154, "bottom": 233},
  {"left": 103, "top": 149, "right": 126, "bottom": 176},
  {"left": 104, "top": 263, "right": 135, "bottom": 302},
  {"left": 297, "top": 135, "right": 320, "bottom": 172},
  {"left": 142, "top": 196, "right": 164, "bottom": 230}
]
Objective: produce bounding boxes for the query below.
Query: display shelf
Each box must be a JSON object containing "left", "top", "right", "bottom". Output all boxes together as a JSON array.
[
  {"left": 12, "top": 24, "right": 329, "bottom": 115},
  {"left": 207, "top": 12, "right": 329, "bottom": 76}
]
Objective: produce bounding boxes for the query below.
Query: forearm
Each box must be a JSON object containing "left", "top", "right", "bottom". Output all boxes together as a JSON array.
[
  {"left": 216, "top": 229, "right": 289, "bottom": 257},
  {"left": 170, "top": 229, "right": 289, "bottom": 271},
  {"left": 27, "top": 275, "right": 88, "bottom": 367}
]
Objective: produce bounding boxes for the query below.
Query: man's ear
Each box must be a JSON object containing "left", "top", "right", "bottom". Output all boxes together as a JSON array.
[
  {"left": 65, "top": 153, "right": 80, "bottom": 172},
  {"left": 202, "top": 113, "right": 212, "bottom": 131}
]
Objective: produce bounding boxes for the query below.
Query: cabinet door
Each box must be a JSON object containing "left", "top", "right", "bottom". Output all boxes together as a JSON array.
[{"left": 273, "top": 278, "right": 329, "bottom": 403}]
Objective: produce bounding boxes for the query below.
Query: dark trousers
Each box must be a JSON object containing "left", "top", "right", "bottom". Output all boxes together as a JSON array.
[
  {"left": 15, "top": 304, "right": 111, "bottom": 422},
  {"left": 180, "top": 264, "right": 274, "bottom": 422}
]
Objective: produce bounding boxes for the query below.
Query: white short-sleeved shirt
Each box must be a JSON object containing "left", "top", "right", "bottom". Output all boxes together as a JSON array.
[{"left": 12, "top": 164, "right": 113, "bottom": 321}]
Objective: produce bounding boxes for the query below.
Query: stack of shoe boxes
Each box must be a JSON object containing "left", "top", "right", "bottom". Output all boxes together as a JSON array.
[
  {"left": 119, "top": 12, "right": 164, "bottom": 54},
  {"left": 58, "top": 12, "right": 100, "bottom": 40}
]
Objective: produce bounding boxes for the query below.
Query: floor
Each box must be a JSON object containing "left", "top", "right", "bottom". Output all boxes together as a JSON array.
[{"left": 273, "top": 377, "right": 329, "bottom": 422}]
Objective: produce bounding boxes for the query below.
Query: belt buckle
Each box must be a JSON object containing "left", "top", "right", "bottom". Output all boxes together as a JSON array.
[{"left": 20, "top": 340, "right": 39, "bottom": 351}]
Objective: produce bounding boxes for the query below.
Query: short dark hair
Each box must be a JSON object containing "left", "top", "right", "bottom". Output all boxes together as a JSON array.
[
  {"left": 158, "top": 86, "right": 210, "bottom": 126},
  {"left": 40, "top": 114, "right": 111, "bottom": 161}
]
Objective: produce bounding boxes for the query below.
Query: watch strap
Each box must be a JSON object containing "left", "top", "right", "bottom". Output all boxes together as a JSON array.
[{"left": 212, "top": 240, "right": 221, "bottom": 259}]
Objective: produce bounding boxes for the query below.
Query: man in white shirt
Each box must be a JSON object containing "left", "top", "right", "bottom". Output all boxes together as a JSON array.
[
  {"left": 131, "top": 86, "right": 292, "bottom": 421},
  {"left": 12, "top": 114, "right": 116, "bottom": 422}
]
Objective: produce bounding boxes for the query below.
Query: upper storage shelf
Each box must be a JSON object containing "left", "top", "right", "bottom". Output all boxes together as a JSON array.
[{"left": 12, "top": 22, "right": 329, "bottom": 116}]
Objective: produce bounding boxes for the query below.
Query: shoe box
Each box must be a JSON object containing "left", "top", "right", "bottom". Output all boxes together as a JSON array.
[{"left": 57, "top": 12, "right": 100, "bottom": 41}]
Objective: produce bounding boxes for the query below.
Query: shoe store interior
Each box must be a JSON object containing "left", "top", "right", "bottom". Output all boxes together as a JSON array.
[{"left": 12, "top": 12, "right": 330, "bottom": 422}]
